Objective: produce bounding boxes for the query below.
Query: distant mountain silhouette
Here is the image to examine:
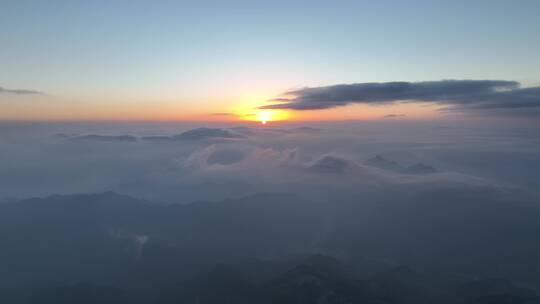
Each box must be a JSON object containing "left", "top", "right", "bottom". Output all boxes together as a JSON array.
[
  {"left": 60, "top": 128, "right": 243, "bottom": 143},
  {"left": 364, "top": 155, "right": 403, "bottom": 172},
  {"left": 69, "top": 134, "right": 138, "bottom": 142},
  {"left": 291, "top": 126, "right": 322, "bottom": 133},
  {"left": 173, "top": 128, "right": 243, "bottom": 140},
  {"left": 364, "top": 155, "right": 438, "bottom": 175},
  {"left": 403, "top": 163, "right": 438, "bottom": 174},
  {"left": 139, "top": 135, "right": 176, "bottom": 141},
  {"left": 309, "top": 155, "right": 352, "bottom": 173}
]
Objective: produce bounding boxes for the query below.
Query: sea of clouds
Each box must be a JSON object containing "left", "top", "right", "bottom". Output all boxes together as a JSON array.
[{"left": 1, "top": 120, "right": 539, "bottom": 204}]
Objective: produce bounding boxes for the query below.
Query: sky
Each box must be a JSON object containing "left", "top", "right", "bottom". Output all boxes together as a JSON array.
[{"left": 1, "top": 0, "right": 539, "bottom": 122}]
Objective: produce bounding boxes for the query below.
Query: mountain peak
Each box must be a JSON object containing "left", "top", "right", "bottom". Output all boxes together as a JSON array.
[
  {"left": 364, "top": 155, "right": 402, "bottom": 172},
  {"left": 174, "top": 128, "right": 243, "bottom": 140},
  {"left": 403, "top": 163, "right": 438, "bottom": 174},
  {"left": 309, "top": 155, "right": 351, "bottom": 173}
]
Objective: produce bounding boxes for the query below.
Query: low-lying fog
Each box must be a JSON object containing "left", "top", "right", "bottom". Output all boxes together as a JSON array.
[{"left": 1, "top": 120, "right": 539, "bottom": 202}]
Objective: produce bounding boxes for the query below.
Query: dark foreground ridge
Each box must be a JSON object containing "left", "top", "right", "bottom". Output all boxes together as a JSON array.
[{"left": 1, "top": 191, "right": 540, "bottom": 303}]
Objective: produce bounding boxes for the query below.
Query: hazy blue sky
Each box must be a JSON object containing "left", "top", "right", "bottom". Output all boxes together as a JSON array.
[{"left": 1, "top": 0, "right": 539, "bottom": 121}]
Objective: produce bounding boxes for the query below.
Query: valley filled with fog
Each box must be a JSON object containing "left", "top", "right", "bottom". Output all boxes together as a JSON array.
[{"left": 1, "top": 121, "right": 540, "bottom": 304}]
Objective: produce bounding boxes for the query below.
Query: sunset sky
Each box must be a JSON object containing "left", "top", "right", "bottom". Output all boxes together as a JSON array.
[{"left": 1, "top": 0, "right": 539, "bottom": 122}]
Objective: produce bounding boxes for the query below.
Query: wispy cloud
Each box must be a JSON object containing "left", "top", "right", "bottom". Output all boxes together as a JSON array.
[
  {"left": 261, "top": 80, "right": 540, "bottom": 114},
  {"left": 0, "top": 86, "right": 44, "bottom": 95},
  {"left": 384, "top": 114, "right": 406, "bottom": 118},
  {"left": 209, "top": 112, "right": 236, "bottom": 117}
]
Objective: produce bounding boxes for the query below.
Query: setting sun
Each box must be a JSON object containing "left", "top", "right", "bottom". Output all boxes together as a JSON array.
[
  {"left": 252, "top": 109, "right": 290, "bottom": 124},
  {"left": 257, "top": 110, "right": 272, "bottom": 125},
  {"left": 230, "top": 96, "right": 291, "bottom": 123}
]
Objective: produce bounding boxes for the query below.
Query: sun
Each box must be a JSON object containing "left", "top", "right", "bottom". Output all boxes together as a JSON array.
[
  {"left": 256, "top": 110, "right": 273, "bottom": 125},
  {"left": 230, "top": 96, "right": 291, "bottom": 124}
]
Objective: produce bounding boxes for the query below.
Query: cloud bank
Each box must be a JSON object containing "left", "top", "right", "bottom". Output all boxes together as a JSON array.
[
  {"left": 262, "top": 80, "right": 540, "bottom": 114},
  {"left": 1, "top": 121, "right": 539, "bottom": 203}
]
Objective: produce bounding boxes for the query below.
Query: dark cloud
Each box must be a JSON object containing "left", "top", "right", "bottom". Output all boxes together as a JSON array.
[
  {"left": 0, "top": 86, "right": 44, "bottom": 95},
  {"left": 269, "top": 98, "right": 292, "bottom": 102},
  {"left": 261, "top": 80, "right": 540, "bottom": 113}
]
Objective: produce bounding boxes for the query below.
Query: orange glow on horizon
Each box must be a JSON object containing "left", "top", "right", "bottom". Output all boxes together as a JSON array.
[
  {"left": 0, "top": 92, "right": 442, "bottom": 122},
  {"left": 228, "top": 94, "right": 292, "bottom": 123}
]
